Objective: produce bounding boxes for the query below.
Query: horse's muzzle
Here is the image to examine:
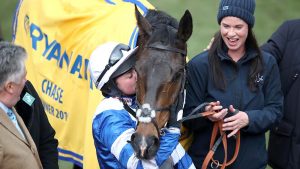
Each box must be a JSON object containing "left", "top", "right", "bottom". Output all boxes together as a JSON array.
[{"left": 130, "top": 132, "right": 160, "bottom": 159}]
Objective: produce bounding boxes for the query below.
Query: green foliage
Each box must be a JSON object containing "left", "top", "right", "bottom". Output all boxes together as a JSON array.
[
  {"left": 0, "top": 0, "right": 18, "bottom": 41},
  {"left": 1, "top": 0, "right": 300, "bottom": 58},
  {"left": 150, "top": 0, "right": 300, "bottom": 58}
]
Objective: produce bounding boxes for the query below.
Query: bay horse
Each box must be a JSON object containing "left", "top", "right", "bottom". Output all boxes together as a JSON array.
[{"left": 130, "top": 6, "right": 193, "bottom": 159}]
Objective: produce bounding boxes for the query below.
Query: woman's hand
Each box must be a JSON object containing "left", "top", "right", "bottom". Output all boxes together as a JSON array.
[
  {"left": 206, "top": 101, "right": 228, "bottom": 122},
  {"left": 223, "top": 105, "right": 249, "bottom": 138}
]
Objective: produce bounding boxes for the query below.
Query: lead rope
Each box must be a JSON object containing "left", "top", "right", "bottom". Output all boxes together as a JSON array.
[
  {"left": 202, "top": 121, "right": 240, "bottom": 169},
  {"left": 181, "top": 106, "right": 241, "bottom": 169}
]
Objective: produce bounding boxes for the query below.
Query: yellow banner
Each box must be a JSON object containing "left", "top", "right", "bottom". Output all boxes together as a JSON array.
[{"left": 13, "top": 0, "right": 154, "bottom": 168}]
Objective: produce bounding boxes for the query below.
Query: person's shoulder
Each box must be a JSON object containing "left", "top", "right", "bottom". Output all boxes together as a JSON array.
[
  {"left": 188, "top": 50, "right": 209, "bottom": 65},
  {"left": 261, "top": 51, "right": 277, "bottom": 65},
  {"left": 92, "top": 98, "right": 135, "bottom": 129},
  {"left": 25, "top": 80, "right": 34, "bottom": 87},
  {"left": 101, "top": 97, "right": 122, "bottom": 105},
  {"left": 94, "top": 98, "right": 123, "bottom": 117},
  {"left": 279, "top": 19, "right": 300, "bottom": 38},
  {"left": 98, "top": 97, "right": 123, "bottom": 110},
  {"left": 23, "top": 80, "right": 40, "bottom": 98},
  {"left": 283, "top": 19, "right": 300, "bottom": 27},
  {"left": 23, "top": 80, "right": 35, "bottom": 93}
]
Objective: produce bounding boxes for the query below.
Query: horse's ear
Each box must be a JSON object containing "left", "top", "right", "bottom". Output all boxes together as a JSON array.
[
  {"left": 177, "top": 10, "right": 193, "bottom": 42},
  {"left": 135, "top": 5, "right": 152, "bottom": 37}
]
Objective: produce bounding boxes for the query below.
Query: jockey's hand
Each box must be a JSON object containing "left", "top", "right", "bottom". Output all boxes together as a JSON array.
[
  {"left": 222, "top": 105, "right": 249, "bottom": 138},
  {"left": 167, "top": 94, "right": 184, "bottom": 128},
  {"left": 168, "top": 92, "right": 184, "bottom": 129},
  {"left": 168, "top": 106, "right": 181, "bottom": 129},
  {"left": 206, "top": 101, "right": 228, "bottom": 122}
]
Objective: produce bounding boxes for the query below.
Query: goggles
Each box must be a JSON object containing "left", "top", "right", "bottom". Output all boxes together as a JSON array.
[{"left": 95, "top": 44, "right": 130, "bottom": 88}]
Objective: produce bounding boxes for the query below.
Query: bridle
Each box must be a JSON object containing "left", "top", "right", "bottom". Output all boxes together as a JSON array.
[
  {"left": 145, "top": 24, "right": 187, "bottom": 56},
  {"left": 124, "top": 42, "right": 187, "bottom": 137},
  {"left": 146, "top": 42, "right": 187, "bottom": 56}
]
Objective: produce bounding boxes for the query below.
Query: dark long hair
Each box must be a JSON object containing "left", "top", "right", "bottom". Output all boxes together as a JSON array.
[{"left": 208, "top": 28, "right": 263, "bottom": 91}]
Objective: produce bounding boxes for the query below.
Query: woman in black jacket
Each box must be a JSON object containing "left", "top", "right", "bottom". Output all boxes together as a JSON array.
[{"left": 183, "top": 0, "right": 283, "bottom": 168}]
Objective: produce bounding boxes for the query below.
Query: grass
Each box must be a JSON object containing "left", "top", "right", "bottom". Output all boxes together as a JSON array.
[
  {"left": 58, "top": 160, "right": 74, "bottom": 169},
  {"left": 150, "top": 0, "right": 300, "bottom": 58},
  {"left": 1, "top": 0, "right": 300, "bottom": 168},
  {"left": 0, "top": 0, "right": 18, "bottom": 41}
]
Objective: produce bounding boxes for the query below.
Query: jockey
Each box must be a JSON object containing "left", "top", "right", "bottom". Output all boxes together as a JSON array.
[{"left": 89, "top": 42, "right": 195, "bottom": 169}]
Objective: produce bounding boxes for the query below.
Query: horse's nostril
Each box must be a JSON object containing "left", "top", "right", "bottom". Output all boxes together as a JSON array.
[
  {"left": 153, "top": 137, "right": 159, "bottom": 147},
  {"left": 130, "top": 133, "right": 143, "bottom": 149},
  {"left": 144, "top": 136, "right": 159, "bottom": 159},
  {"left": 130, "top": 133, "right": 160, "bottom": 160},
  {"left": 130, "top": 133, "right": 140, "bottom": 150},
  {"left": 148, "top": 136, "right": 159, "bottom": 147},
  {"left": 131, "top": 133, "right": 136, "bottom": 142}
]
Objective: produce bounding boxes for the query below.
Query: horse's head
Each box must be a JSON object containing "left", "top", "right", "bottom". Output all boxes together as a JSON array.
[{"left": 130, "top": 7, "right": 192, "bottom": 159}]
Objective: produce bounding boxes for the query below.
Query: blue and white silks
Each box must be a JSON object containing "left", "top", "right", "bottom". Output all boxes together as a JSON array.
[{"left": 92, "top": 96, "right": 195, "bottom": 169}]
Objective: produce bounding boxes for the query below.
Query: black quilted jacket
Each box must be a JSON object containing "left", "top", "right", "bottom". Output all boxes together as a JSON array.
[{"left": 15, "top": 80, "right": 59, "bottom": 169}]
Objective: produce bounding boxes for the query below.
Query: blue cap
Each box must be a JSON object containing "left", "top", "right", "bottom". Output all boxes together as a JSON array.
[{"left": 217, "top": 0, "right": 256, "bottom": 28}]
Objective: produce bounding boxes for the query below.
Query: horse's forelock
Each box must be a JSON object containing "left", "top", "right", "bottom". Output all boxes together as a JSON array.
[
  {"left": 146, "top": 9, "right": 178, "bottom": 29},
  {"left": 137, "top": 10, "right": 179, "bottom": 50}
]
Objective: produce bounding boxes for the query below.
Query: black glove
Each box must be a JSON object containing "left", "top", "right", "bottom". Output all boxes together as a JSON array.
[{"left": 168, "top": 90, "right": 185, "bottom": 129}]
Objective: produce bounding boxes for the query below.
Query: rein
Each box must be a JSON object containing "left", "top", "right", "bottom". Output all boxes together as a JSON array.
[
  {"left": 181, "top": 105, "right": 241, "bottom": 169},
  {"left": 146, "top": 43, "right": 187, "bottom": 56}
]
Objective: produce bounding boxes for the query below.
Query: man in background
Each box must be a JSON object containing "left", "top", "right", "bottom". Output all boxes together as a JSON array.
[
  {"left": 0, "top": 27, "right": 59, "bottom": 169},
  {"left": 261, "top": 19, "right": 300, "bottom": 169},
  {"left": 0, "top": 41, "right": 43, "bottom": 169}
]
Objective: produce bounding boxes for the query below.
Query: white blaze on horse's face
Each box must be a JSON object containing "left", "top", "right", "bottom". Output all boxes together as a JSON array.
[
  {"left": 136, "top": 103, "right": 156, "bottom": 123},
  {"left": 139, "top": 136, "right": 147, "bottom": 158}
]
